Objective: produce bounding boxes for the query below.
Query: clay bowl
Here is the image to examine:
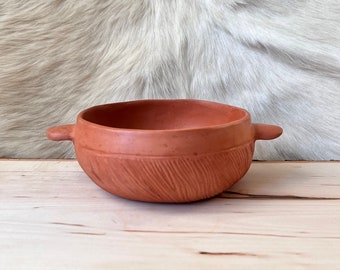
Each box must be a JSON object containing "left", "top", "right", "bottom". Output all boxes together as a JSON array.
[{"left": 46, "top": 99, "right": 282, "bottom": 203}]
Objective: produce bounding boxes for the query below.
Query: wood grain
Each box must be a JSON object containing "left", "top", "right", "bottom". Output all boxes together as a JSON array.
[{"left": 0, "top": 160, "right": 339, "bottom": 269}]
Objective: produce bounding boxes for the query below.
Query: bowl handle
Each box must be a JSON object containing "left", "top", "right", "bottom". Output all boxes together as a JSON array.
[
  {"left": 253, "top": 123, "right": 283, "bottom": 141},
  {"left": 46, "top": 125, "right": 74, "bottom": 141}
]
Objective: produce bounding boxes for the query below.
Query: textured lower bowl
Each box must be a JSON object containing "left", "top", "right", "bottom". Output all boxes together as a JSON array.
[{"left": 76, "top": 142, "right": 254, "bottom": 203}]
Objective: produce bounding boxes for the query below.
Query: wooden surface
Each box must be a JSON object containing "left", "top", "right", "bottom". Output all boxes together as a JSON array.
[{"left": 1, "top": 159, "right": 339, "bottom": 269}]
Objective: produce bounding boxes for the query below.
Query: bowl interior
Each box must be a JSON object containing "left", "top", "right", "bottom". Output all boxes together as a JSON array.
[{"left": 81, "top": 100, "right": 247, "bottom": 130}]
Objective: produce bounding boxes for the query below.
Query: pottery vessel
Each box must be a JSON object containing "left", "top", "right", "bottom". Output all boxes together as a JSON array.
[{"left": 46, "top": 99, "right": 282, "bottom": 203}]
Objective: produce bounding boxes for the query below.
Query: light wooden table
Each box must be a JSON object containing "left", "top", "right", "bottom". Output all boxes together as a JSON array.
[{"left": 1, "top": 159, "right": 339, "bottom": 269}]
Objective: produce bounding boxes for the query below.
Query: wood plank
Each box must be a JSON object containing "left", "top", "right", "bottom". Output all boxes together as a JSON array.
[
  {"left": 230, "top": 161, "right": 340, "bottom": 198},
  {"left": 1, "top": 159, "right": 339, "bottom": 197},
  {"left": 0, "top": 160, "right": 339, "bottom": 269}
]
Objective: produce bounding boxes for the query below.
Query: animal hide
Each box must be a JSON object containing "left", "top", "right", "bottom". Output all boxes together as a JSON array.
[{"left": 0, "top": 0, "right": 339, "bottom": 160}]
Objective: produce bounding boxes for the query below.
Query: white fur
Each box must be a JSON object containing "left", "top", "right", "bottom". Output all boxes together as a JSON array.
[{"left": 1, "top": 0, "right": 339, "bottom": 159}]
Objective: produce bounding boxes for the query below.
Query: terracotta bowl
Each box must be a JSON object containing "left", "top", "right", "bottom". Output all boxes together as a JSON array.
[{"left": 46, "top": 99, "right": 282, "bottom": 203}]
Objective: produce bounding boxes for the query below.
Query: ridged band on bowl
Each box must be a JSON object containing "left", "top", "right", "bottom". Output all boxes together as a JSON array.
[{"left": 75, "top": 142, "right": 254, "bottom": 203}]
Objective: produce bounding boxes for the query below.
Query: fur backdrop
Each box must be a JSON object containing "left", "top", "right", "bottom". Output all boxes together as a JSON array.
[{"left": 0, "top": 0, "right": 339, "bottom": 160}]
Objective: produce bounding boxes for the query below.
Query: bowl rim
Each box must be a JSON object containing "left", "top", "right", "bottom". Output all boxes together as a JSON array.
[{"left": 77, "top": 99, "right": 251, "bottom": 134}]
